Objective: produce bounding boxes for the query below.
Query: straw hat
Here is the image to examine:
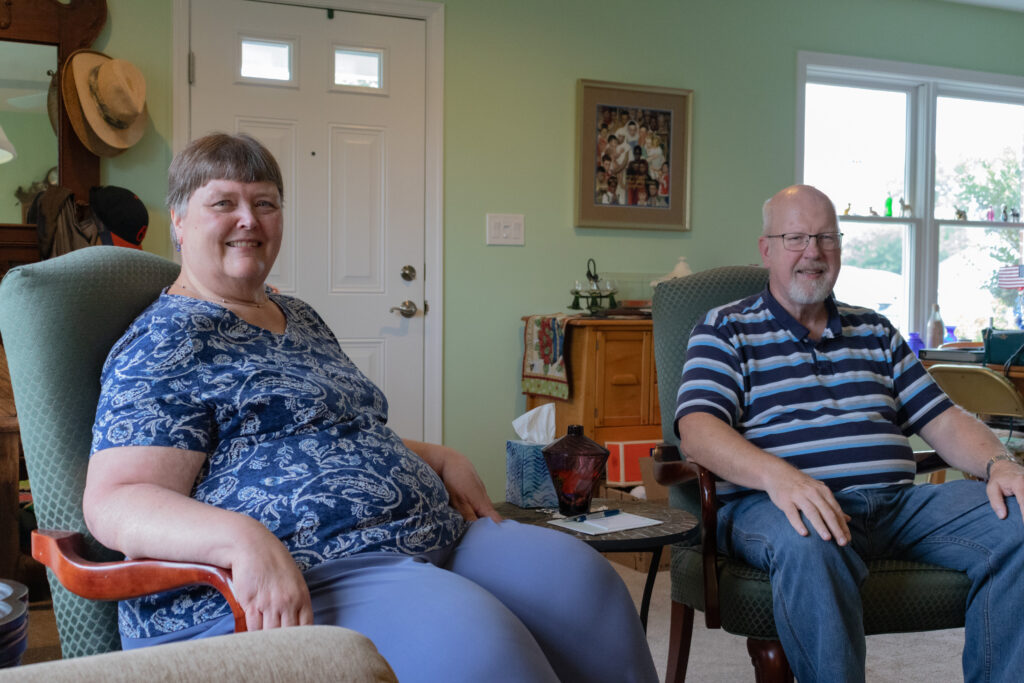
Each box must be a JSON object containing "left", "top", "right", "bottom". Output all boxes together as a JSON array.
[{"left": 62, "top": 49, "right": 147, "bottom": 158}]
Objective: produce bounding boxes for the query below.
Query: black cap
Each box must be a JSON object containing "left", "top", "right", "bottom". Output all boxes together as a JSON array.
[{"left": 89, "top": 185, "right": 148, "bottom": 249}]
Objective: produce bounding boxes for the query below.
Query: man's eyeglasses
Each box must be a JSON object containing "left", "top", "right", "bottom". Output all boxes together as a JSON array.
[{"left": 764, "top": 232, "right": 843, "bottom": 252}]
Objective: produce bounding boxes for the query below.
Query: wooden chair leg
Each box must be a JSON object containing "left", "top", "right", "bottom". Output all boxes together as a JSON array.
[
  {"left": 746, "top": 638, "right": 793, "bottom": 683},
  {"left": 928, "top": 470, "right": 947, "bottom": 484},
  {"left": 665, "top": 600, "right": 695, "bottom": 683}
]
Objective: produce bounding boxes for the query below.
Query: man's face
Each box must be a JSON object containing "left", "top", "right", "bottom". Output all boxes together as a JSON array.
[{"left": 759, "top": 189, "right": 841, "bottom": 313}]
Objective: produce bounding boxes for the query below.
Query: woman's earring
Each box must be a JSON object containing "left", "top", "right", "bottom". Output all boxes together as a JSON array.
[{"left": 175, "top": 243, "right": 181, "bottom": 253}]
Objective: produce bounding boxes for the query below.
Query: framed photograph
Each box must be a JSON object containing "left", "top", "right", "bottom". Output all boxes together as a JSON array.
[{"left": 575, "top": 79, "right": 692, "bottom": 231}]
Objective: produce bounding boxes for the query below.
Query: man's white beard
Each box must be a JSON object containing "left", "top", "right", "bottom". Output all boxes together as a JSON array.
[{"left": 786, "top": 261, "right": 834, "bottom": 305}]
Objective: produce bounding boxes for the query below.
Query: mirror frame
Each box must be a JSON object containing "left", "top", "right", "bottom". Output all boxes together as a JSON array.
[{"left": 0, "top": 0, "right": 107, "bottom": 228}]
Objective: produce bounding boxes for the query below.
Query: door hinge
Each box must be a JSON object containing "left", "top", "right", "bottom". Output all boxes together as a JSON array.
[{"left": 188, "top": 51, "right": 195, "bottom": 85}]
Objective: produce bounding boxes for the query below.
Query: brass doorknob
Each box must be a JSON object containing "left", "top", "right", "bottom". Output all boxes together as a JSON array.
[{"left": 389, "top": 300, "right": 418, "bottom": 318}]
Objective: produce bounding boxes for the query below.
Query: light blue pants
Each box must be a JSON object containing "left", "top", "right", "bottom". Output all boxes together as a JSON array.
[
  {"left": 125, "top": 518, "right": 658, "bottom": 683},
  {"left": 718, "top": 480, "right": 1024, "bottom": 682}
]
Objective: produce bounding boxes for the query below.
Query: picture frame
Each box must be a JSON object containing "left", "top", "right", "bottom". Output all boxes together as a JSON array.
[{"left": 575, "top": 79, "right": 692, "bottom": 231}]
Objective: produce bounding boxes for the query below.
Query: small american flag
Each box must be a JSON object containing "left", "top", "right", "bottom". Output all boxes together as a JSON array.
[{"left": 997, "top": 265, "right": 1024, "bottom": 289}]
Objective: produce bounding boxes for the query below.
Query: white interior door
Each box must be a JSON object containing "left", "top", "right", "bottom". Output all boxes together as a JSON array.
[{"left": 189, "top": 0, "right": 428, "bottom": 438}]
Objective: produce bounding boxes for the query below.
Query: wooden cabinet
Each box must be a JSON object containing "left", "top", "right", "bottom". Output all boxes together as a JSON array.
[{"left": 526, "top": 318, "right": 662, "bottom": 444}]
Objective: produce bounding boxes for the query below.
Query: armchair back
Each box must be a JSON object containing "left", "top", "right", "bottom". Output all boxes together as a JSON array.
[
  {"left": 651, "top": 266, "right": 768, "bottom": 516},
  {"left": 0, "top": 246, "right": 179, "bottom": 657}
]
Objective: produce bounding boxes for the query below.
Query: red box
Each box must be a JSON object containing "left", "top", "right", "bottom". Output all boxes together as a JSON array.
[{"left": 604, "top": 440, "right": 657, "bottom": 486}]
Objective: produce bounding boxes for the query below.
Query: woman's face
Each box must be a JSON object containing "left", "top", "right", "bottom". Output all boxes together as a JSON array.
[{"left": 172, "top": 178, "right": 283, "bottom": 291}]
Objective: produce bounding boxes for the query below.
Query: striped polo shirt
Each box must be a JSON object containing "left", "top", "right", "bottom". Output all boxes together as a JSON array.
[{"left": 674, "top": 287, "right": 952, "bottom": 501}]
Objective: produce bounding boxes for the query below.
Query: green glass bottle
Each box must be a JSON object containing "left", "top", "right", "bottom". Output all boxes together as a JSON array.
[{"left": 884, "top": 194, "right": 893, "bottom": 217}]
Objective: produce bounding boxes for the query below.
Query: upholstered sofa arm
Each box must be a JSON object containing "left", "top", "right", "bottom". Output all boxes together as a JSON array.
[{"left": 0, "top": 626, "right": 397, "bottom": 682}]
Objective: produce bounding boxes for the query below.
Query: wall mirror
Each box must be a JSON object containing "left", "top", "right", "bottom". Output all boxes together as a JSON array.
[
  {"left": 0, "top": 41, "right": 58, "bottom": 224},
  {"left": 0, "top": 0, "right": 107, "bottom": 235}
]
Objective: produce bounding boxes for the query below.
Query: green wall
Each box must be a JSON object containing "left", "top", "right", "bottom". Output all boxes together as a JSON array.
[
  {"left": 95, "top": 0, "right": 1024, "bottom": 496},
  {"left": 0, "top": 111, "right": 56, "bottom": 224}
]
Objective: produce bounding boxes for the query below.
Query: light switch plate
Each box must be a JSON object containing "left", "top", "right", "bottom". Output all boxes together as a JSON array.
[{"left": 486, "top": 213, "right": 525, "bottom": 246}]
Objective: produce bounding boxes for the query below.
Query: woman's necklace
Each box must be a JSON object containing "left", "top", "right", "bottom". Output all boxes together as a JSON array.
[{"left": 176, "top": 282, "right": 267, "bottom": 308}]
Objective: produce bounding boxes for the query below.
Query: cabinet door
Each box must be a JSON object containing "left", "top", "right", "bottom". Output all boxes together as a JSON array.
[{"left": 595, "top": 330, "right": 651, "bottom": 427}]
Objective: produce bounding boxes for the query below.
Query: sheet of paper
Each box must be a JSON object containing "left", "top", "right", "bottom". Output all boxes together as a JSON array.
[{"left": 547, "top": 512, "right": 662, "bottom": 535}]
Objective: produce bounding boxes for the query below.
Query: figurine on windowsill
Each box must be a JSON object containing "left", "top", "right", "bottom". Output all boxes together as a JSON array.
[
  {"left": 1012, "top": 208, "right": 1021, "bottom": 223},
  {"left": 900, "top": 197, "right": 912, "bottom": 217},
  {"left": 869, "top": 207, "right": 879, "bottom": 216},
  {"left": 843, "top": 203, "right": 851, "bottom": 216},
  {"left": 955, "top": 207, "right": 967, "bottom": 221}
]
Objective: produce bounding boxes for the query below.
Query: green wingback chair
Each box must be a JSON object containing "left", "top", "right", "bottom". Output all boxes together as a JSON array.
[
  {"left": 651, "top": 265, "right": 972, "bottom": 683},
  {"left": 0, "top": 247, "right": 245, "bottom": 658}
]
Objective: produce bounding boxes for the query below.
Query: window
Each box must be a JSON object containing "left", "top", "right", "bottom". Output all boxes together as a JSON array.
[
  {"left": 798, "top": 52, "right": 1024, "bottom": 341},
  {"left": 332, "top": 47, "right": 386, "bottom": 94},
  {"left": 239, "top": 37, "right": 296, "bottom": 86}
]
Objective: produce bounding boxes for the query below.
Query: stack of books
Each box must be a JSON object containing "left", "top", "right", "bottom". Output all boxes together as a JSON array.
[{"left": 917, "top": 348, "right": 985, "bottom": 363}]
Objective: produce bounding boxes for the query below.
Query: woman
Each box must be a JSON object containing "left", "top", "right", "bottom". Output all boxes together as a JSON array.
[{"left": 84, "top": 133, "right": 657, "bottom": 682}]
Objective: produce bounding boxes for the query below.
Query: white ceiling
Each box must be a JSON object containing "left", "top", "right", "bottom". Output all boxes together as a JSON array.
[{"left": 939, "top": 0, "right": 1024, "bottom": 12}]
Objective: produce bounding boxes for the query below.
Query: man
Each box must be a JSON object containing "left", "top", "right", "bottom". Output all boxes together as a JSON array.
[{"left": 675, "top": 184, "right": 1024, "bottom": 682}]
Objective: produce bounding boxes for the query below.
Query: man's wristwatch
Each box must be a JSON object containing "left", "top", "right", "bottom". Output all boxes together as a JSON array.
[{"left": 986, "top": 452, "right": 1022, "bottom": 480}]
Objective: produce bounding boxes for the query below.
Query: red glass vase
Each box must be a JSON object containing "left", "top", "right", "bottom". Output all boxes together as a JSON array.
[{"left": 542, "top": 425, "right": 609, "bottom": 516}]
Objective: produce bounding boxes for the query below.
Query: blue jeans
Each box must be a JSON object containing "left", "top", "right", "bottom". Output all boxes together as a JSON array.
[{"left": 717, "top": 480, "right": 1024, "bottom": 682}]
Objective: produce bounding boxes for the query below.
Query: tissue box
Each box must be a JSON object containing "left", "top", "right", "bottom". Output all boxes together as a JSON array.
[
  {"left": 505, "top": 440, "right": 557, "bottom": 508},
  {"left": 604, "top": 440, "right": 658, "bottom": 486}
]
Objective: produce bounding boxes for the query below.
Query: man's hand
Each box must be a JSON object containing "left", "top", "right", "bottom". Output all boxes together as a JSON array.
[
  {"left": 986, "top": 458, "right": 1024, "bottom": 522},
  {"left": 764, "top": 468, "right": 851, "bottom": 545},
  {"left": 678, "top": 413, "right": 851, "bottom": 544},
  {"left": 231, "top": 522, "right": 314, "bottom": 630}
]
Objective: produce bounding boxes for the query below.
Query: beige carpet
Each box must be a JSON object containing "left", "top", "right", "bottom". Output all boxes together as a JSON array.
[{"left": 610, "top": 562, "right": 966, "bottom": 682}]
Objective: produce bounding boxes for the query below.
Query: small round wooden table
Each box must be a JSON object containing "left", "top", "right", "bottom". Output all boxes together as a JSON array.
[{"left": 493, "top": 498, "right": 697, "bottom": 631}]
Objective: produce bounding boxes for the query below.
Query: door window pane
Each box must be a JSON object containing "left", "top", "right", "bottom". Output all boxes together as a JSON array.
[
  {"left": 833, "top": 221, "right": 908, "bottom": 334},
  {"left": 938, "top": 223, "right": 1024, "bottom": 340},
  {"left": 804, "top": 84, "right": 908, "bottom": 218},
  {"left": 334, "top": 48, "right": 382, "bottom": 89},
  {"left": 240, "top": 38, "right": 292, "bottom": 82},
  {"left": 935, "top": 97, "right": 1024, "bottom": 223}
]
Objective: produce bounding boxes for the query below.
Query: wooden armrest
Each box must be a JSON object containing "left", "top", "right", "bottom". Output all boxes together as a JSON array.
[
  {"left": 651, "top": 444, "right": 699, "bottom": 486},
  {"left": 650, "top": 444, "right": 722, "bottom": 628},
  {"left": 914, "top": 450, "right": 948, "bottom": 475},
  {"left": 32, "top": 529, "right": 247, "bottom": 632},
  {"left": 695, "top": 466, "right": 721, "bottom": 629}
]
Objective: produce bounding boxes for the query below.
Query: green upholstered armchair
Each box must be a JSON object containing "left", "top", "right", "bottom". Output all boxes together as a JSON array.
[
  {"left": 650, "top": 265, "right": 972, "bottom": 683},
  {"left": 0, "top": 247, "right": 245, "bottom": 658}
]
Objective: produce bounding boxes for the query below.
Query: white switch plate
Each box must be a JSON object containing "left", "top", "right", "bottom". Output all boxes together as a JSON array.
[{"left": 485, "top": 213, "right": 525, "bottom": 246}]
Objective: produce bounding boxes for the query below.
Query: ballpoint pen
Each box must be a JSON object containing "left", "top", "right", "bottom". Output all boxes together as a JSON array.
[{"left": 570, "top": 509, "right": 621, "bottom": 523}]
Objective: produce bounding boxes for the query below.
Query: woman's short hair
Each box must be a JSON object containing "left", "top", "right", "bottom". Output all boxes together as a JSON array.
[{"left": 167, "top": 133, "right": 283, "bottom": 247}]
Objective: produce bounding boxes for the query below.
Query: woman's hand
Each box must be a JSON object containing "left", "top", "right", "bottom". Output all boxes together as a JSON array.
[
  {"left": 230, "top": 521, "right": 314, "bottom": 630},
  {"left": 403, "top": 440, "right": 502, "bottom": 523},
  {"left": 85, "top": 446, "right": 314, "bottom": 630}
]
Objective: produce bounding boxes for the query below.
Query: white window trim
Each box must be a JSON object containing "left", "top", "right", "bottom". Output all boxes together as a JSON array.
[{"left": 796, "top": 51, "right": 1024, "bottom": 334}]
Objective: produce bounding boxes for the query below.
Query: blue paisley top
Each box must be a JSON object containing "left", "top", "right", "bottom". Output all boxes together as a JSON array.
[{"left": 91, "top": 291, "right": 466, "bottom": 638}]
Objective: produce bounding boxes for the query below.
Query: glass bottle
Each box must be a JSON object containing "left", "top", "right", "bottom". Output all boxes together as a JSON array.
[
  {"left": 926, "top": 304, "right": 945, "bottom": 348},
  {"left": 541, "top": 425, "right": 610, "bottom": 516},
  {"left": 907, "top": 332, "right": 925, "bottom": 357}
]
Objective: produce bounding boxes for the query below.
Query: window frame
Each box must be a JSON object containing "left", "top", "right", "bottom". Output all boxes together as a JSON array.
[{"left": 796, "top": 51, "right": 1024, "bottom": 335}]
